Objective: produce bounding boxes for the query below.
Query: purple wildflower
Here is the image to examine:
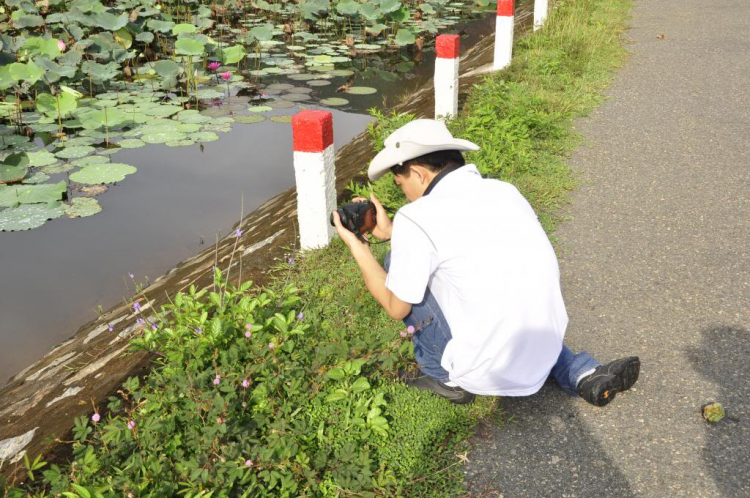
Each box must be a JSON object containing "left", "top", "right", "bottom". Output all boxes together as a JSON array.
[
  {"left": 268, "top": 342, "right": 275, "bottom": 350},
  {"left": 242, "top": 379, "right": 250, "bottom": 388},
  {"left": 137, "top": 318, "right": 145, "bottom": 326},
  {"left": 213, "top": 375, "right": 221, "bottom": 385},
  {"left": 407, "top": 325, "right": 415, "bottom": 335},
  {"left": 245, "top": 330, "right": 252, "bottom": 338},
  {"left": 108, "top": 323, "right": 114, "bottom": 332},
  {"left": 287, "top": 258, "right": 295, "bottom": 265},
  {"left": 245, "top": 459, "right": 253, "bottom": 467},
  {"left": 195, "top": 328, "right": 203, "bottom": 335},
  {"left": 400, "top": 330, "right": 408, "bottom": 338},
  {"left": 91, "top": 413, "right": 100, "bottom": 423},
  {"left": 127, "top": 420, "right": 136, "bottom": 430},
  {"left": 152, "top": 324, "right": 158, "bottom": 330},
  {"left": 297, "top": 312, "right": 304, "bottom": 321},
  {"left": 236, "top": 228, "right": 242, "bottom": 238},
  {"left": 133, "top": 301, "right": 141, "bottom": 313}
]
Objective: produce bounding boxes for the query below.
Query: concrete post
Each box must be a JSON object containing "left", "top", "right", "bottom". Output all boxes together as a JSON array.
[
  {"left": 434, "top": 34, "right": 460, "bottom": 122},
  {"left": 534, "top": 0, "right": 548, "bottom": 31},
  {"left": 493, "top": 0, "right": 514, "bottom": 71},
  {"left": 291, "top": 110, "right": 337, "bottom": 250}
]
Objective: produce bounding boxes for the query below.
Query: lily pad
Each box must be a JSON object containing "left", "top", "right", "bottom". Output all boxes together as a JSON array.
[
  {"left": 286, "top": 86, "right": 314, "bottom": 94},
  {"left": 176, "top": 123, "right": 202, "bottom": 133},
  {"left": 26, "top": 150, "right": 58, "bottom": 167},
  {"left": 200, "top": 107, "right": 232, "bottom": 118},
  {"left": 266, "top": 83, "right": 295, "bottom": 91},
  {"left": 234, "top": 115, "right": 267, "bottom": 124},
  {"left": 192, "top": 132, "right": 220, "bottom": 142},
  {"left": 247, "top": 106, "right": 273, "bottom": 113},
  {"left": 320, "top": 97, "right": 349, "bottom": 106},
  {"left": 23, "top": 172, "right": 51, "bottom": 184},
  {"left": 281, "top": 93, "right": 309, "bottom": 102},
  {"left": 55, "top": 145, "right": 95, "bottom": 159},
  {"left": 307, "top": 80, "right": 331, "bottom": 86},
  {"left": 0, "top": 201, "right": 65, "bottom": 232},
  {"left": 346, "top": 86, "right": 378, "bottom": 95},
  {"left": 70, "top": 163, "right": 137, "bottom": 185},
  {"left": 42, "top": 163, "right": 75, "bottom": 174},
  {"left": 117, "top": 139, "right": 146, "bottom": 149},
  {"left": 165, "top": 140, "right": 196, "bottom": 147},
  {"left": 141, "top": 131, "right": 187, "bottom": 144},
  {"left": 66, "top": 197, "right": 102, "bottom": 218},
  {"left": 267, "top": 100, "right": 296, "bottom": 109},
  {"left": 287, "top": 73, "right": 321, "bottom": 81},
  {"left": 71, "top": 156, "right": 110, "bottom": 167},
  {"left": 0, "top": 165, "right": 29, "bottom": 184},
  {"left": 0, "top": 135, "right": 31, "bottom": 149},
  {"left": 0, "top": 181, "right": 66, "bottom": 207},
  {"left": 270, "top": 116, "right": 293, "bottom": 124}
]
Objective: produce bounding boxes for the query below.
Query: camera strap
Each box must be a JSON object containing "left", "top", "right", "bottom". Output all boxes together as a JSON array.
[{"left": 422, "top": 164, "right": 464, "bottom": 197}]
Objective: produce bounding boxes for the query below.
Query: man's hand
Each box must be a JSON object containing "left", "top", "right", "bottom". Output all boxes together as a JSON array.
[{"left": 369, "top": 193, "right": 393, "bottom": 241}]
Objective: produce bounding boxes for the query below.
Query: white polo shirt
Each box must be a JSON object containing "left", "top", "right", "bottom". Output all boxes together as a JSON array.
[{"left": 385, "top": 164, "right": 567, "bottom": 396}]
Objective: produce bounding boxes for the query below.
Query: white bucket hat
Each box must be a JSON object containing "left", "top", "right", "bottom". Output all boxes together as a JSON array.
[{"left": 367, "top": 119, "right": 480, "bottom": 181}]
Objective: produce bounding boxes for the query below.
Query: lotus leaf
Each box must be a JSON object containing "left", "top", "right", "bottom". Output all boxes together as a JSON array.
[
  {"left": 247, "top": 106, "right": 272, "bottom": 113},
  {"left": 55, "top": 145, "right": 95, "bottom": 159},
  {"left": 366, "top": 24, "right": 388, "bottom": 35},
  {"left": 24, "top": 172, "right": 50, "bottom": 184},
  {"left": 395, "top": 28, "right": 416, "bottom": 46},
  {"left": 0, "top": 181, "right": 66, "bottom": 207},
  {"left": 337, "top": 1, "right": 360, "bottom": 15},
  {"left": 81, "top": 61, "right": 119, "bottom": 83},
  {"left": 196, "top": 89, "right": 225, "bottom": 99},
  {"left": 42, "top": 162, "right": 75, "bottom": 174},
  {"left": 144, "top": 105, "right": 183, "bottom": 117},
  {"left": 172, "top": 23, "right": 198, "bottom": 35},
  {"left": 347, "top": 86, "right": 378, "bottom": 95},
  {"left": 287, "top": 73, "right": 321, "bottom": 81},
  {"left": 0, "top": 165, "right": 28, "bottom": 184},
  {"left": 420, "top": 3, "right": 436, "bottom": 13},
  {"left": 165, "top": 140, "right": 196, "bottom": 147},
  {"left": 353, "top": 43, "right": 381, "bottom": 51},
  {"left": 176, "top": 113, "right": 212, "bottom": 124},
  {"left": 359, "top": 4, "right": 381, "bottom": 20},
  {"left": 176, "top": 123, "right": 201, "bottom": 133},
  {"left": 222, "top": 45, "right": 246, "bottom": 64},
  {"left": 286, "top": 86, "right": 314, "bottom": 94},
  {"left": 136, "top": 31, "right": 155, "bottom": 43},
  {"left": 312, "top": 55, "right": 333, "bottom": 64},
  {"left": 79, "top": 108, "right": 128, "bottom": 130},
  {"left": 114, "top": 28, "right": 133, "bottom": 49},
  {"left": 0, "top": 201, "right": 65, "bottom": 231},
  {"left": 9, "top": 61, "right": 45, "bottom": 85},
  {"left": 36, "top": 93, "right": 78, "bottom": 119},
  {"left": 13, "top": 14, "right": 45, "bottom": 28},
  {"left": 117, "top": 138, "right": 146, "bottom": 149},
  {"left": 210, "top": 117, "right": 235, "bottom": 125},
  {"left": 320, "top": 97, "right": 349, "bottom": 106},
  {"left": 250, "top": 24, "right": 274, "bottom": 41},
  {"left": 192, "top": 131, "right": 220, "bottom": 142},
  {"left": 94, "top": 12, "right": 129, "bottom": 31},
  {"left": 141, "top": 131, "right": 187, "bottom": 144},
  {"left": 281, "top": 93, "right": 309, "bottom": 102},
  {"left": 70, "top": 163, "right": 137, "bottom": 184},
  {"left": 71, "top": 155, "right": 110, "bottom": 167},
  {"left": 267, "top": 100, "right": 296, "bottom": 109},
  {"left": 234, "top": 115, "right": 266, "bottom": 124},
  {"left": 147, "top": 19, "right": 175, "bottom": 33},
  {"left": 389, "top": 6, "right": 410, "bottom": 22},
  {"left": 175, "top": 38, "right": 205, "bottom": 56},
  {"left": 270, "top": 115, "right": 293, "bottom": 124},
  {"left": 66, "top": 197, "right": 102, "bottom": 218},
  {"left": 307, "top": 80, "right": 331, "bottom": 86},
  {"left": 23, "top": 37, "right": 62, "bottom": 59},
  {"left": 26, "top": 150, "right": 57, "bottom": 167},
  {"left": 59, "top": 136, "right": 97, "bottom": 147}
]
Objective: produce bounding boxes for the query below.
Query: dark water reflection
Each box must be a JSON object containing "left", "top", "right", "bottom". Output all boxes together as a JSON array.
[{"left": 0, "top": 112, "right": 370, "bottom": 383}]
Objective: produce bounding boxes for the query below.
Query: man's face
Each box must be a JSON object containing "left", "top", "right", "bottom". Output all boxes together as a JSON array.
[{"left": 393, "top": 169, "right": 423, "bottom": 202}]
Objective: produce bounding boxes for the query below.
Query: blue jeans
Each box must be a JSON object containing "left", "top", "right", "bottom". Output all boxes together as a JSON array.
[{"left": 384, "top": 252, "right": 600, "bottom": 395}]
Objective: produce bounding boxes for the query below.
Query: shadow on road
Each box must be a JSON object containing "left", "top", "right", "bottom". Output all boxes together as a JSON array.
[
  {"left": 463, "top": 380, "right": 633, "bottom": 497},
  {"left": 686, "top": 325, "right": 750, "bottom": 496}
]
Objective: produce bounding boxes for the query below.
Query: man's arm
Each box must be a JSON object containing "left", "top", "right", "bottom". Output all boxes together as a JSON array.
[{"left": 331, "top": 212, "right": 412, "bottom": 320}]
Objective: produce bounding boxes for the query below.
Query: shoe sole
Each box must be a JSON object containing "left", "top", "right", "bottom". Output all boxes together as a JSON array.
[
  {"left": 596, "top": 357, "right": 640, "bottom": 407},
  {"left": 404, "top": 377, "right": 476, "bottom": 405}
]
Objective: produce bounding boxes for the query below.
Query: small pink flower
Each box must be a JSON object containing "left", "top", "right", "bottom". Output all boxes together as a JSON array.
[
  {"left": 213, "top": 375, "right": 221, "bottom": 385},
  {"left": 245, "top": 330, "right": 252, "bottom": 338},
  {"left": 208, "top": 61, "right": 221, "bottom": 71},
  {"left": 407, "top": 325, "right": 415, "bottom": 335},
  {"left": 268, "top": 342, "right": 275, "bottom": 350},
  {"left": 91, "top": 413, "right": 100, "bottom": 423},
  {"left": 219, "top": 71, "right": 232, "bottom": 81},
  {"left": 245, "top": 459, "right": 253, "bottom": 467},
  {"left": 242, "top": 379, "right": 250, "bottom": 388},
  {"left": 127, "top": 420, "right": 135, "bottom": 430},
  {"left": 399, "top": 330, "right": 408, "bottom": 338},
  {"left": 58, "top": 39, "right": 66, "bottom": 51}
]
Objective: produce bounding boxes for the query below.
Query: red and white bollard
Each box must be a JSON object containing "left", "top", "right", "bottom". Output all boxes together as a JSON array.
[
  {"left": 434, "top": 34, "right": 460, "bottom": 122},
  {"left": 534, "top": 0, "right": 548, "bottom": 31},
  {"left": 291, "top": 110, "right": 337, "bottom": 250},
  {"left": 493, "top": 0, "right": 514, "bottom": 71}
]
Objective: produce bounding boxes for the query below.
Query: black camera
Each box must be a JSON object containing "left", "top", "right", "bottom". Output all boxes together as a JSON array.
[{"left": 330, "top": 201, "right": 377, "bottom": 242}]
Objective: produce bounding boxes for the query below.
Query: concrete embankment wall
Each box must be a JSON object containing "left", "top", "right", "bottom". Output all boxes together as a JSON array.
[{"left": 0, "top": 8, "right": 530, "bottom": 479}]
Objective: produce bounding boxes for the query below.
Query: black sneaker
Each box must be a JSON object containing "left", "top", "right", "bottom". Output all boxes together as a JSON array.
[
  {"left": 576, "top": 356, "right": 640, "bottom": 407},
  {"left": 398, "top": 369, "right": 476, "bottom": 405}
]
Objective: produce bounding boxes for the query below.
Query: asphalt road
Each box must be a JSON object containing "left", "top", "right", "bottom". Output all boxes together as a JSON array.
[{"left": 463, "top": 0, "right": 750, "bottom": 496}]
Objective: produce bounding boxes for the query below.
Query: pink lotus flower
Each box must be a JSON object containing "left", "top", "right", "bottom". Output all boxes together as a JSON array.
[
  {"left": 208, "top": 61, "right": 221, "bottom": 72},
  {"left": 91, "top": 413, "right": 100, "bottom": 423},
  {"left": 242, "top": 379, "right": 250, "bottom": 388},
  {"left": 245, "top": 459, "right": 253, "bottom": 467},
  {"left": 213, "top": 375, "right": 221, "bottom": 385},
  {"left": 219, "top": 71, "right": 232, "bottom": 81},
  {"left": 407, "top": 325, "right": 415, "bottom": 335},
  {"left": 58, "top": 39, "right": 66, "bottom": 51},
  {"left": 127, "top": 420, "right": 136, "bottom": 430}
]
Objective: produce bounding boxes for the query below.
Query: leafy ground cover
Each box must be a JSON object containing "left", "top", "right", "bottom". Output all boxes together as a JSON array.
[{"left": 2, "top": 0, "right": 631, "bottom": 495}]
